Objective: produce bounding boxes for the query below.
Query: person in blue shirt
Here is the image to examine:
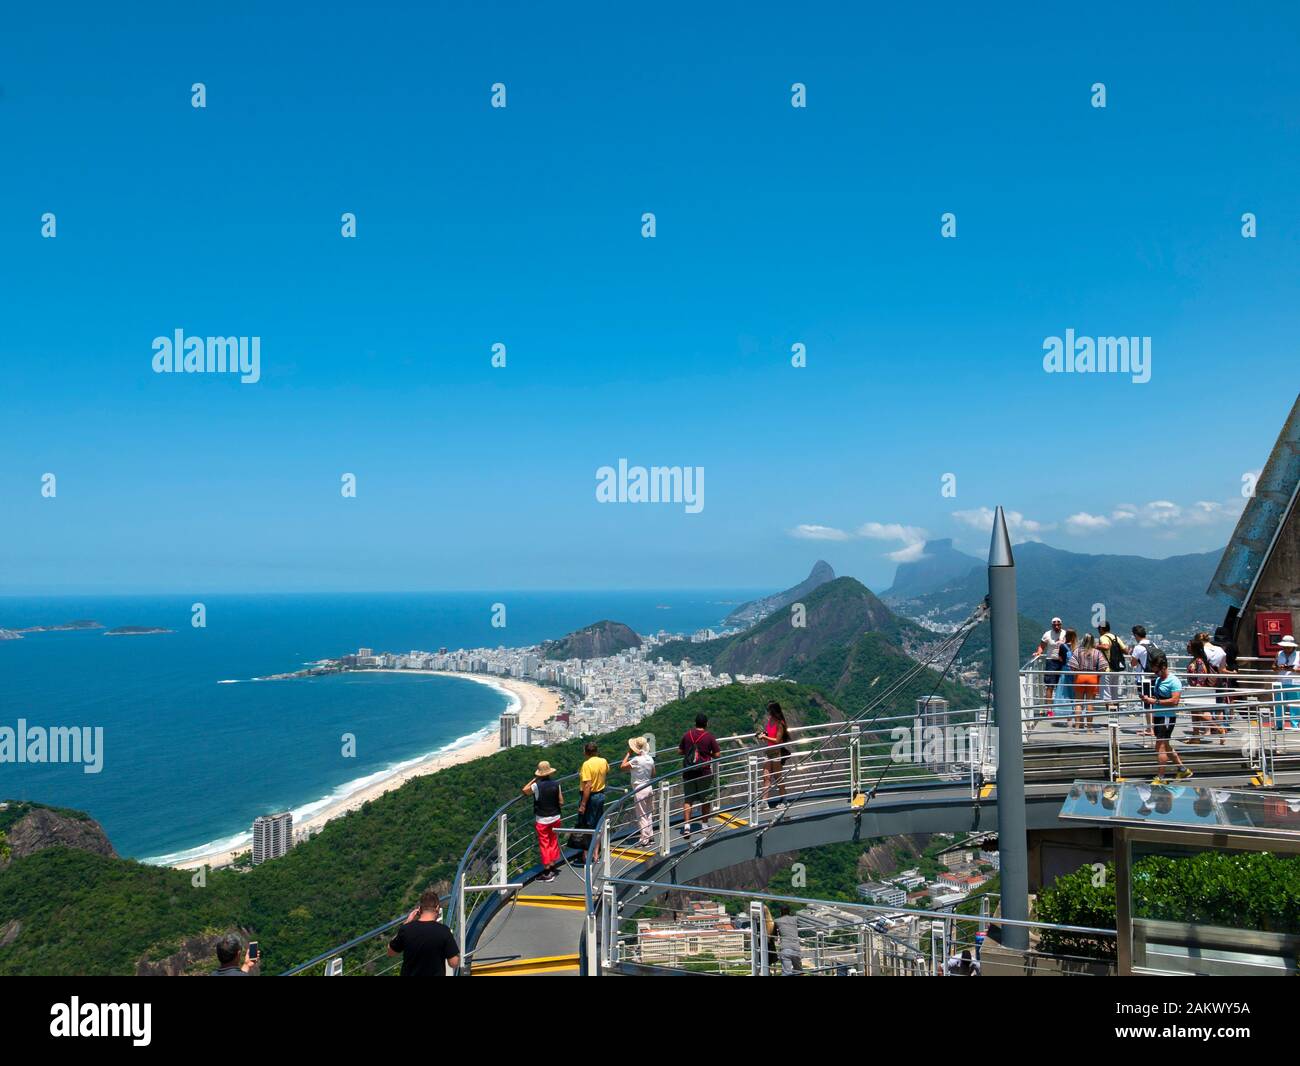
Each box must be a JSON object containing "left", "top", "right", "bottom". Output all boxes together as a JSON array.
[{"left": 1140, "top": 650, "right": 1191, "bottom": 782}]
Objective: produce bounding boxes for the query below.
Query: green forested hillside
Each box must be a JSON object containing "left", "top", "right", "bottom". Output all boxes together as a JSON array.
[
  {"left": 657, "top": 578, "right": 904, "bottom": 675},
  {"left": 788, "top": 631, "right": 980, "bottom": 719},
  {"left": 0, "top": 682, "right": 833, "bottom": 976}
]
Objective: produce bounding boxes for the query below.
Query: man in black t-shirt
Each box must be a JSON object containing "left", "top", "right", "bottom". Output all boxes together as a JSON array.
[{"left": 387, "top": 889, "right": 461, "bottom": 976}]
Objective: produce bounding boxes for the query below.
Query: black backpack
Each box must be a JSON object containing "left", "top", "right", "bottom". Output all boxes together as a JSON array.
[
  {"left": 1104, "top": 635, "right": 1126, "bottom": 671},
  {"left": 683, "top": 729, "right": 707, "bottom": 767}
]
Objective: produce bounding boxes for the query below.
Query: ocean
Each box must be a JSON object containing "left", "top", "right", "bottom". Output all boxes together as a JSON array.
[{"left": 0, "top": 591, "right": 756, "bottom": 862}]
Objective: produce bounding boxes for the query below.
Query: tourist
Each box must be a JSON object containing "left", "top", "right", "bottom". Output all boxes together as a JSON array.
[
  {"left": 1275, "top": 635, "right": 1300, "bottom": 730},
  {"left": 1184, "top": 639, "right": 1227, "bottom": 745},
  {"left": 1067, "top": 633, "right": 1107, "bottom": 730},
  {"left": 212, "top": 933, "right": 259, "bottom": 976},
  {"left": 387, "top": 889, "right": 461, "bottom": 976},
  {"left": 1213, "top": 626, "right": 1241, "bottom": 719},
  {"left": 1140, "top": 650, "right": 1192, "bottom": 782},
  {"left": 521, "top": 760, "right": 564, "bottom": 881},
  {"left": 757, "top": 701, "right": 791, "bottom": 807},
  {"left": 945, "top": 948, "right": 980, "bottom": 976},
  {"left": 1131, "top": 626, "right": 1154, "bottom": 735},
  {"left": 575, "top": 742, "right": 609, "bottom": 853},
  {"left": 1097, "top": 622, "right": 1127, "bottom": 713},
  {"left": 775, "top": 905, "right": 802, "bottom": 975},
  {"left": 1033, "top": 617, "right": 1068, "bottom": 714},
  {"left": 621, "top": 736, "right": 656, "bottom": 846},
  {"left": 1056, "top": 628, "right": 1078, "bottom": 722},
  {"left": 679, "top": 713, "right": 721, "bottom": 838}
]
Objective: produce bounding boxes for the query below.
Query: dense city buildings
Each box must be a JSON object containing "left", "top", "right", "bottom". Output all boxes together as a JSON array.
[{"left": 327, "top": 630, "right": 773, "bottom": 746}]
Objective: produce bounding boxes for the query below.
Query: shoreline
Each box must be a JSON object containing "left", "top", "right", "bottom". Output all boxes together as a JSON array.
[{"left": 166, "top": 671, "right": 560, "bottom": 871}]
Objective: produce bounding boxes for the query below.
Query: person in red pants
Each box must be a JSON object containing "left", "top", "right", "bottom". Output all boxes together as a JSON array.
[{"left": 521, "top": 760, "right": 564, "bottom": 882}]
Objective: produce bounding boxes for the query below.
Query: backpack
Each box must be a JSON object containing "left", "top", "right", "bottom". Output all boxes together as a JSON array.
[
  {"left": 1103, "top": 635, "right": 1126, "bottom": 671},
  {"left": 1141, "top": 641, "right": 1161, "bottom": 671},
  {"left": 683, "top": 729, "right": 708, "bottom": 767}
]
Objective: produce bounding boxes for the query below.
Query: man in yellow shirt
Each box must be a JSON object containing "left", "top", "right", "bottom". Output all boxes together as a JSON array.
[{"left": 575, "top": 742, "right": 609, "bottom": 855}]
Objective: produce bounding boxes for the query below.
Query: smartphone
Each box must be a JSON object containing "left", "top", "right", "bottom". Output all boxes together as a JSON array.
[{"left": 247, "top": 941, "right": 259, "bottom": 961}]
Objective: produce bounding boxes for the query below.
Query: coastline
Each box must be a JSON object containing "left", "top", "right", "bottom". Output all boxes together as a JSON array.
[{"left": 167, "top": 672, "right": 559, "bottom": 871}]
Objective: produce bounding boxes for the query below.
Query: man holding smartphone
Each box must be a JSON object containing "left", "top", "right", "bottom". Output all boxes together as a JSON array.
[
  {"left": 212, "top": 933, "right": 259, "bottom": 975},
  {"left": 388, "top": 889, "right": 461, "bottom": 976}
]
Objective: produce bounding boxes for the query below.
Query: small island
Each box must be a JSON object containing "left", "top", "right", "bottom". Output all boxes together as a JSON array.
[
  {"left": 104, "top": 626, "right": 174, "bottom": 636},
  {"left": 15, "top": 619, "right": 105, "bottom": 633}
]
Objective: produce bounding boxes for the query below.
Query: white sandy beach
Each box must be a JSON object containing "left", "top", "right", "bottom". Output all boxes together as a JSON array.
[{"left": 171, "top": 672, "right": 560, "bottom": 871}]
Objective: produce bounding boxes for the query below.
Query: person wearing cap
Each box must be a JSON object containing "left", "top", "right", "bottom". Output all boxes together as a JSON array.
[
  {"left": 621, "top": 736, "right": 656, "bottom": 846},
  {"left": 1033, "top": 617, "right": 1067, "bottom": 714},
  {"left": 1274, "top": 635, "right": 1300, "bottom": 730},
  {"left": 521, "top": 760, "right": 565, "bottom": 882}
]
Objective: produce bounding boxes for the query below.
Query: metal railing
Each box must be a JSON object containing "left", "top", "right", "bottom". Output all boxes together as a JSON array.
[
  {"left": 292, "top": 656, "right": 1299, "bottom": 975},
  {"left": 598, "top": 880, "right": 1117, "bottom": 976},
  {"left": 281, "top": 897, "right": 448, "bottom": 976}
]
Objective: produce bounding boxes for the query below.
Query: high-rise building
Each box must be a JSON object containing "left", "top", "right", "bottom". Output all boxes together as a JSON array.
[
  {"left": 252, "top": 811, "right": 294, "bottom": 864},
  {"left": 499, "top": 710, "right": 520, "bottom": 748}
]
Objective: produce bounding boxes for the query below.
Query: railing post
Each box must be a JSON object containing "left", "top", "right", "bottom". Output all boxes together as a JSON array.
[
  {"left": 1108, "top": 714, "right": 1121, "bottom": 781},
  {"left": 601, "top": 883, "right": 617, "bottom": 969},
  {"left": 747, "top": 755, "right": 760, "bottom": 824},
  {"left": 585, "top": 911, "right": 599, "bottom": 977},
  {"left": 455, "top": 881, "right": 468, "bottom": 976},
  {"left": 849, "top": 723, "right": 861, "bottom": 801},
  {"left": 659, "top": 784, "right": 672, "bottom": 856},
  {"left": 601, "top": 817, "right": 611, "bottom": 880},
  {"left": 496, "top": 813, "right": 508, "bottom": 892},
  {"left": 749, "top": 901, "right": 767, "bottom": 976}
]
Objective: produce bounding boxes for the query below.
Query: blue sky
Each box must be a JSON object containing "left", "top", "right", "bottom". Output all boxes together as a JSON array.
[{"left": 2, "top": 1, "right": 1297, "bottom": 594}]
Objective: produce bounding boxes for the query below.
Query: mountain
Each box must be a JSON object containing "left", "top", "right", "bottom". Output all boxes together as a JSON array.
[
  {"left": 0, "top": 802, "right": 116, "bottom": 870},
  {"left": 882, "top": 539, "right": 981, "bottom": 601},
  {"left": 723, "top": 560, "right": 836, "bottom": 627},
  {"left": 662, "top": 577, "right": 901, "bottom": 676},
  {"left": 886, "top": 542, "right": 1225, "bottom": 640},
  {"left": 787, "top": 630, "right": 981, "bottom": 719},
  {"left": 540, "top": 620, "right": 641, "bottom": 660}
]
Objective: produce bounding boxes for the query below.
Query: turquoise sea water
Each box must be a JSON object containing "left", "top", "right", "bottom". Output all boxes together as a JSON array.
[{"left": 0, "top": 591, "right": 754, "bottom": 861}]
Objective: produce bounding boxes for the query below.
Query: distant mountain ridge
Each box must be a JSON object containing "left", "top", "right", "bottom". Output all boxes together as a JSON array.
[
  {"left": 540, "top": 619, "right": 641, "bottom": 660},
  {"left": 886, "top": 541, "right": 1225, "bottom": 638},
  {"left": 660, "top": 576, "right": 986, "bottom": 716},
  {"left": 724, "top": 560, "right": 836, "bottom": 627}
]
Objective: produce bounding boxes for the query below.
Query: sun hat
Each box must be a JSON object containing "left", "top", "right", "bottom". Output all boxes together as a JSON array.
[
  {"left": 1279, "top": 636, "right": 1298, "bottom": 649},
  {"left": 534, "top": 760, "right": 556, "bottom": 776},
  {"left": 628, "top": 736, "right": 648, "bottom": 755}
]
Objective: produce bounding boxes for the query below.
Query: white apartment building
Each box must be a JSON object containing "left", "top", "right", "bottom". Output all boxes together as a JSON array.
[{"left": 252, "top": 811, "right": 294, "bottom": 865}]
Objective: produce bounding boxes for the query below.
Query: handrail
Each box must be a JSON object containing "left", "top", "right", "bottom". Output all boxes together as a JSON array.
[
  {"left": 280, "top": 894, "right": 449, "bottom": 976},
  {"left": 292, "top": 641, "right": 1300, "bottom": 974}
]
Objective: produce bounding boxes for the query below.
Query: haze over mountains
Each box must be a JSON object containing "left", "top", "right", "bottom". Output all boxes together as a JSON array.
[{"left": 882, "top": 541, "right": 1225, "bottom": 638}]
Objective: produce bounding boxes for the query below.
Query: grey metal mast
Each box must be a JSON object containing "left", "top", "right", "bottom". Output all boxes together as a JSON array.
[{"left": 989, "top": 505, "right": 1029, "bottom": 949}]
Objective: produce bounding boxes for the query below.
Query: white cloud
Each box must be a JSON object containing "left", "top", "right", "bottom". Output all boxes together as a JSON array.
[
  {"left": 952, "top": 507, "right": 1053, "bottom": 542},
  {"left": 788, "top": 520, "right": 929, "bottom": 561},
  {"left": 1094, "top": 500, "right": 1242, "bottom": 531},
  {"left": 790, "top": 524, "right": 853, "bottom": 541},
  {"left": 856, "top": 522, "right": 928, "bottom": 544},
  {"left": 885, "top": 539, "right": 929, "bottom": 563},
  {"left": 1064, "top": 511, "right": 1113, "bottom": 534}
]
